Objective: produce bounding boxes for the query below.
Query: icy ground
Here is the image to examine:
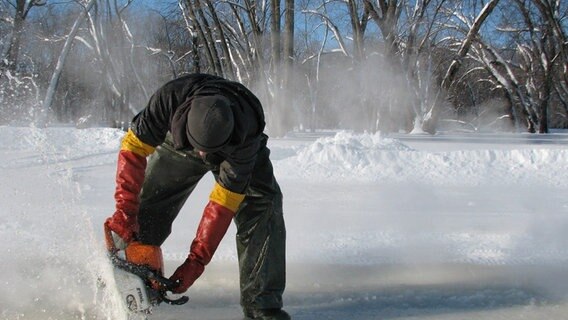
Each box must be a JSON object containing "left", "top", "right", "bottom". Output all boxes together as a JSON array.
[{"left": 2, "top": 126, "right": 568, "bottom": 319}]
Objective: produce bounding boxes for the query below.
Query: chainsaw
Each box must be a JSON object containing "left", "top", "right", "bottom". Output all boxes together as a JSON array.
[{"left": 104, "top": 224, "right": 189, "bottom": 314}]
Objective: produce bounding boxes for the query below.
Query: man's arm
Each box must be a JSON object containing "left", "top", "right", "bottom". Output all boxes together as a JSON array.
[
  {"left": 167, "top": 146, "right": 257, "bottom": 293},
  {"left": 169, "top": 182, "right": 245, "bottom": 293},
  {"left": 105, "top": 129, "right": 155, "bottom": 243}
]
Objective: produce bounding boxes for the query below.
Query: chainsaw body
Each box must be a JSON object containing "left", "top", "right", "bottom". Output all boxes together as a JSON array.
[
  {"left": 104, "top": 225, "right": 189, "bottom": 314},
  {"left": 113, "top": 265, "right": 153, "bottom": 312}
]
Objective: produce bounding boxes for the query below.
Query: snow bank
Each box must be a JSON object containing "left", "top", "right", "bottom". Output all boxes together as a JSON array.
[
  {"left": 275, "top": 131, "right": 568, "bottom": 187},
  {"left": 3, "top": 126, "right": 565, "bottom": 187}
]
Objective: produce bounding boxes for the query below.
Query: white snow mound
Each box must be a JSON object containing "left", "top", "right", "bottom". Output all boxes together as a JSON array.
[{"left": 275, "top": 131, "right": 568, "bottom": 186}]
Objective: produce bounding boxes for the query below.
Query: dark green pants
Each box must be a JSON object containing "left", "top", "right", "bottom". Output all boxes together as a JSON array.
[{"left": 137, "top": 138, "right": 286, "bottom": 311}]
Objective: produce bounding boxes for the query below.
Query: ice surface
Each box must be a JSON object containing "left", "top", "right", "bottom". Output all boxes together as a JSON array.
[{"left": 1, "top": 126, "right": 568, "bottom": 319}]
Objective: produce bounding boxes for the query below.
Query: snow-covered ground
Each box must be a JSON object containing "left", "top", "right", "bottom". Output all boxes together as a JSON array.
[{"left": 2, "top": 126, "right": 568, "bottom": 320}]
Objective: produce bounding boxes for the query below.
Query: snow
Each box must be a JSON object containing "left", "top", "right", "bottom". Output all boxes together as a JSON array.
[{"left": 2, "top": 125, "right": 568, "bottom": 319}]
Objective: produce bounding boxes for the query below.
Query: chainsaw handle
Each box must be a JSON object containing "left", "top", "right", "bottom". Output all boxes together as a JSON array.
[
  {"left": 104, "top": 222, "right": 119, "bottom": 254},
  {"left": 162, "top": 294, "right": 189, "bottom": 305},
  {"left": 153, "top": 274, "right": 178, "bottom": 291},
  {"left": 153, "top": 275, "right": 189, "bottom": 306}
]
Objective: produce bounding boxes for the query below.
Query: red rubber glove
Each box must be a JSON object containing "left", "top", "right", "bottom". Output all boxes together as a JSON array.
[
  {"left": 169, "top": 201, "right": 234, "bottom": 293},
  {"left": 106, "top": 149, "right": 147, "bottom": 243}
]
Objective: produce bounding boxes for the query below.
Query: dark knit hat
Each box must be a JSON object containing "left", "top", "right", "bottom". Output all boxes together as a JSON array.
[{"left": 186, "top": 95, "right": 234, "bottom": 152}]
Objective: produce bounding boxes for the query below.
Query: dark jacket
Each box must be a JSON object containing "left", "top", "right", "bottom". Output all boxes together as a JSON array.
[{"left": 131, "top": 74, "right": 266, "bottom": 194}]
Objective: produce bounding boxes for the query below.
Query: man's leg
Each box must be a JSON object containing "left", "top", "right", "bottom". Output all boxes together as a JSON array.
[
  {"left": 234, "top": 146, "right": 287, "bottom": 317},
  {"left": 137, "top": 145, "right": 208, "bottom": 246}
]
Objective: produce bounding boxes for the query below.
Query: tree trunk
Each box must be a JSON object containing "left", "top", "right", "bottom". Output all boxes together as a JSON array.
[
  {"left": 242, "top": 0, "right": 265, "bottom": 82},
  {"left": 193, "top": 0, "right": 223, "bottom": 75},
  {"left": 283, "top": 0, "right": 294, "bottom": 72},
  {"left": 363, "top": 0, "right": 401, "bottom": 60},
  {"left": 3, "top": 0, "right": 26, "bottom": 71},
  {"left": 502, "top": 90, "right": 517, "bottom": 131},
  {"left": 204, "top": 0, "right": 235, "bottom": 78},
  {"left": 178, "top": 1, "right": 201, "bottom": 73},
  {"left": 422, "top": 0, "right": 500, "bottom": 133},
  {"left": 276, "top": 0, "right": 295, "bottom": 135},
  {"left": 183, "top": 0, "right": 216, "bottom": 74},
  {"left": 42, "top": 0, "right": 96, "bottom": 122},
  {"left": 347, "top": 0, "right": 366, "bottom": 62},
  {"left": 271, "top": 0, "right": 281, "bottom": 75}
]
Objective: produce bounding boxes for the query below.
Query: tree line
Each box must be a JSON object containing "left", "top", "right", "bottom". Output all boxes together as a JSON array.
[{"left": 1, "top": 0, "right": 567, "bottom": 135}]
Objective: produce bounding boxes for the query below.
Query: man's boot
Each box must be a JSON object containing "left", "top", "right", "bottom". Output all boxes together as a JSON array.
[{"left": 244, "top": 308, "right": 291, "bottom": 320}]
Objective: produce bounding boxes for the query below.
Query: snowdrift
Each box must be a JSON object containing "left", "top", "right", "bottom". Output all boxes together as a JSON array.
[
  {"left": 4, "top": 127, "right": 566, "bottom": 188},
  {"left": 275, "top": 131, "right": 568, "bottom": 187}
]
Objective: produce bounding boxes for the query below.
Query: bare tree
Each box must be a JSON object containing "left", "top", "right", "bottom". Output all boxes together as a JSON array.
[
  {"left": 81, "top": 0, "right": 148, "bottom": 122},
  {"left": 364, "top": 0, "right": 404, "bottom": 59},
  {"left": 240, "top": 0, "right": 269, "bottom": 81},
  {"left": 194, "top": 0, "right": 223, "bottom": 75},
  {"left": 283, "top": 0, "right": 294, "bottom": 71},
  {"left": 178, "top": 0, "right": 202, "bottom": 73},
  {"left": 42, "top": 0, "right": 96, "bottom": 124},
  {"left": 3, "top": 0, "right": 567, "bottom": 132},
  {"left": 532, "top": 0, "right": 568, "bottom": 132},
  {"left": 422, "top": 0, "right": 501, "bottom": 133},
  {"left": 271, "top": 0, "right": 282, "bottom": 76},
  {"left": 203, "top": 0, "right": 235, "bottom": 78},
  {"left": 180, "top": 0, "right": 218, "bottom": 74},
  {"left": 1, "top": 0, "right": 46, "bottom": 72},
  {"left": 0, "top": 0, "right": 46, "bottom": 124},
  {"left": 398, "top": 0, "right": 448, "bottom": 132},
  {"left": 469, "top": 0, "right": 568, "bottom": 133}
]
